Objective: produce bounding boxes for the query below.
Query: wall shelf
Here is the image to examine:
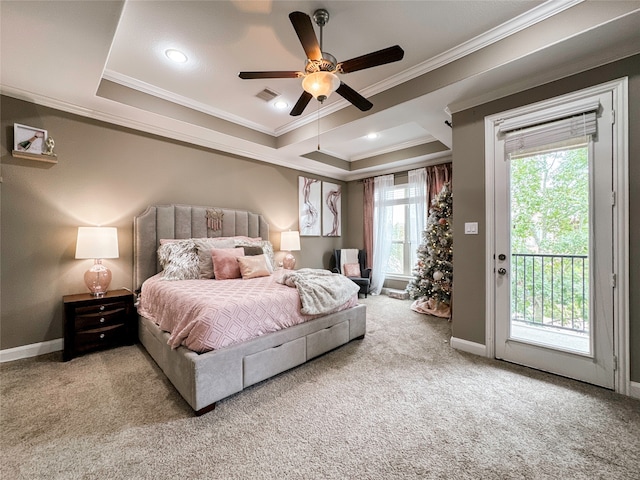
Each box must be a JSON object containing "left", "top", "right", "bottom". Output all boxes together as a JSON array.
[{"left": 12, "top": 150, "right": 58, "bottom": 164}]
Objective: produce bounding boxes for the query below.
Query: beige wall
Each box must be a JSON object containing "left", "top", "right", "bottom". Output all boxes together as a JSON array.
[
  {"left": 0, "top": 96, "right": 345, "bottom": 350},
  {"left": 451, "top": 55, "right": 640, "bottom": 382},
  {"left": 344, "top": 181, "right": 364, "bottom": 249}
]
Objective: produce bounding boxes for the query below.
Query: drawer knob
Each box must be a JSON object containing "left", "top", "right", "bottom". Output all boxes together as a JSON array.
[
  {"left": 99, "top": 305, "right": 105, "bottom": 311},
  {"left": 100, "top": 317, "right": 105, "bottom": 323},
  {"left": 99, "top": 333, "right": 105, "bottom": 339}
]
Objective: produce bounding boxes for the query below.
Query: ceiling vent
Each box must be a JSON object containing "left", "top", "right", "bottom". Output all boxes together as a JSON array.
[{"left": 256, "top": 88, "right": 280, "bottom": 102}]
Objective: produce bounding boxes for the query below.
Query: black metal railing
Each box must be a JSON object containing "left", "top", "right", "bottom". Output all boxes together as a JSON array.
[{"left": 511, "top": 253, "right": 589, "bottom": 333}]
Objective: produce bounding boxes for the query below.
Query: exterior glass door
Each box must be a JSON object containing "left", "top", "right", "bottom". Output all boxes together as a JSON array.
[{"left": 494, "top": 92, "right": 615, "bottom": 389}]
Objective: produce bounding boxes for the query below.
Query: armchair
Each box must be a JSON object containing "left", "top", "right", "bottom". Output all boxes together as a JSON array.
[{"left": 331, "top": 249, "right": 371, "bottom": 298}]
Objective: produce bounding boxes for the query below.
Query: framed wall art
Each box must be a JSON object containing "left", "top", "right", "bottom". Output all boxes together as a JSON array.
[
  {"left": 14, "top": 123, "right": 47, "bottom": 154},
  {"left": 298, "top": 176, "right": 321, "bottom": 236},
  {"left": 322, "top": 181, "right": 341, "bottom": 237}
]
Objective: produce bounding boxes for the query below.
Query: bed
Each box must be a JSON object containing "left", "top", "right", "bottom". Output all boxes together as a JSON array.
[{"left": 133, "top": 204, "right": 366, "bottom": 415}]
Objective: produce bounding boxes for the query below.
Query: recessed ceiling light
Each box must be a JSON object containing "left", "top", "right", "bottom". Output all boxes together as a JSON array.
[
  {"left": 274, "top": 100, "right": 289, "bottom": 110},
  {"left": 165, "top": 49, "right": 188, "bottom": 63},
  {"left": 366, "top": 133, "right": 379, "bottom": 140}
]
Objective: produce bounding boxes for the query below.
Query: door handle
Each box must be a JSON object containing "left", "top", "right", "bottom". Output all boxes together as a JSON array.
[{"left": 497, "top": 268, "right": 507, "bottom": 275}]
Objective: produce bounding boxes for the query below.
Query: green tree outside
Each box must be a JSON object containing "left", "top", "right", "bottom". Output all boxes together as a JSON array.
[{"left": 510, "top": 145, "right": 590, "bottom": 331}]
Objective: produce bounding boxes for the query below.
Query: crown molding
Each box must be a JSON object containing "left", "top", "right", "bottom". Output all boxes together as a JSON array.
[
  {"left": 446, "top": 48, "right": 639, "bottom": 114},
  {"left": 342, "top": 152, "right": 453, "bottom": 183},
  {"left": 367, "top": 0, "right": 583, "bottom": 96},
  {"left": 349, "top": 136, "right": 438, "bottom": 162},
  {"left": 101, "top": 69, "right": 276, "bottom": 136},
  {"left": 0, "top": 85, "right": 352, "bottom": 180},
  {"left": 0, "top": 85, "right": 452, "bottom": 182}
]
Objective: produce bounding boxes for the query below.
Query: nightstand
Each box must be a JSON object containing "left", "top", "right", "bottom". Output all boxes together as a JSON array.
[{"left": 63, "top": 289, "right": 137, "bottom": 361}]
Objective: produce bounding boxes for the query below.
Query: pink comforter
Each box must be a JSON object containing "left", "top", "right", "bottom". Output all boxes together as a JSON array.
[{"left": 138, "top": 270, "right": 358, "bottom": 353}]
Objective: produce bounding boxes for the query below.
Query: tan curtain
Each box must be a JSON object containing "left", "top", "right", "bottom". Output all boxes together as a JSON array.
[
  {"left": 427, "top": 163, "right": 452, "bottom": 206},
  {"left": 362, "top": 177, "right": 374, "bottom": 268}
]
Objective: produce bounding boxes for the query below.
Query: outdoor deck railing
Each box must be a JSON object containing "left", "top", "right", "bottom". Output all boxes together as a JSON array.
[{"left": 511, "top": 253, "right": 589, "bottom": 333}]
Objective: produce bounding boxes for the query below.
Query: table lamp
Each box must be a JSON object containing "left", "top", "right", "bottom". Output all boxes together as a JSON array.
[
  {"left": 75, "top": 226, "right": 119, "bottom": 296},
  {"left": 280, "top": 230, "right": 300, "bottom": 270}
]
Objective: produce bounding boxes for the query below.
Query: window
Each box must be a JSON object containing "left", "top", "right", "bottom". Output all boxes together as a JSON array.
[{"left": 385, "top": 183, "right": 423, "bottom": 276}]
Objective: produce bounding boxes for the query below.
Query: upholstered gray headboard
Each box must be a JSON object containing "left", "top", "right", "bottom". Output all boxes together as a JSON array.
[{"left": 133, "top": 204, "right": 269, "bottom": 291}]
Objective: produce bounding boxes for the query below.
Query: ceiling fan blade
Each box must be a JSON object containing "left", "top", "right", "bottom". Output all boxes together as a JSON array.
[
  {"left": 239, "top": 71, "right": 301, "bottom": 79},
  {"left": 289, "top": 11, "right": 322, "bottom": 61},
  {"left": 336, "top": 82, "right": 373, "bottom": 112},
  {"left": 338, "top": 45, "right": 405, "bottom": 73},
  {"left": 290, "top": 91, "right": 313, "bottom": 116}
]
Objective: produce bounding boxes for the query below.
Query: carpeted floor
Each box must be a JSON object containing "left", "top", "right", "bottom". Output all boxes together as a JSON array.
[{"left": 1, "top": 295, "right": 639, "bottom": 479}]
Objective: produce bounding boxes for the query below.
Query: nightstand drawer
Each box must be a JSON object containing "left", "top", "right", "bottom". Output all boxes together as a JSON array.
[
  {"left": 75, "top": 304, "right": 127, "bottom": 330},
  {"left": 63, "top": 289, "right": 136, "bottom": 361},
  {"left": 75, "top": 324, "right": 127, "bottom": 352}
]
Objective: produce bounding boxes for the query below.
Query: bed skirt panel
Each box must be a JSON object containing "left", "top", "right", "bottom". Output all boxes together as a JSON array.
[{"left": 138, "top": 304, "right": 366, "bottom": 412}]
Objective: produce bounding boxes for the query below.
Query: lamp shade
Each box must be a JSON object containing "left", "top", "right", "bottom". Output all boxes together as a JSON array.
[
  {"left": 301, "top": 71, "right": 340, "bottom": 101},
  {"left": 75, "top": 227, "right": 119, "bottom": 259},
  {"left": 280, "top": 231, "right": 300, "bottom": 252}
]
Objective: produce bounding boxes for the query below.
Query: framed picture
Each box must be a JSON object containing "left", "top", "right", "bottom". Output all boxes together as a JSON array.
[
  {"left": 322, "top": 181, "right": 341, "bottom": 237},
  {"left": 299, "top": 176, "right": 321, "bottom": 236},
  {"left": 14, "top": 123, "right": 47, "bottom": 154}
]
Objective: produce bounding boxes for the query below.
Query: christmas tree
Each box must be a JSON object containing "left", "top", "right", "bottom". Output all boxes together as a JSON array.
[{"left": 406, "top": 182, "right": 453, "bottom": 318}]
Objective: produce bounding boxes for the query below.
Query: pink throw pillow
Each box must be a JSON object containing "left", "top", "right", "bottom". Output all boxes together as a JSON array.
[
  {"left": 211, "top": 248, "right": 245, "bottom": 280},
  {"left": 343, "top": 263, "right": 361, "bottom": 277}
]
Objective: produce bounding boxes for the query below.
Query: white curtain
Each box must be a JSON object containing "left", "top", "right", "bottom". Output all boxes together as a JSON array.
[
  {"left": 370, "top": 174, "right": 395, "bottom": 295},
  {"left": 408, "top": 167, "right": 427, "bottom": 255}
]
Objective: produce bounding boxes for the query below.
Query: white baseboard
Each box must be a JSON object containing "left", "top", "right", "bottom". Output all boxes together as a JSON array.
[
  {"left": 450, "top": 338, "right": 640, "bottom": 400},
  {"left": 0, "top": 338, "right": 63, "bottom": 363},
  {"left": 450, "top": 336, "right": 488, "bottom": 357},
  {"left": 630, "top": 382, "right": 640, "bottom": 400}
]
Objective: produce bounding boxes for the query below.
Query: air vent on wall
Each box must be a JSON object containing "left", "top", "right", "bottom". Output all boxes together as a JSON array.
[{"left": 256, "top": 88, "right": 280, "bottom": 102}]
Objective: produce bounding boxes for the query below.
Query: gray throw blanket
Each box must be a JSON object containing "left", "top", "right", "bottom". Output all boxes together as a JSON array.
[{"left": 278, "top": 268, "right": 360, "bottom": 315}]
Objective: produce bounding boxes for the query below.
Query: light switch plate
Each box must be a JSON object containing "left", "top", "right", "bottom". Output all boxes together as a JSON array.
[{"left": 465, "top": 222, "right": 478, "bottom": 234}]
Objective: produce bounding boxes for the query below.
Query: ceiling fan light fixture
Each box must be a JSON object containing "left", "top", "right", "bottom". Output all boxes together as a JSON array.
[
  {"left": 302, "top": 71, "right": 340, "bottom": 102},
  {"left": 238, "top": 10, "right": 403, "bottom": 115}
]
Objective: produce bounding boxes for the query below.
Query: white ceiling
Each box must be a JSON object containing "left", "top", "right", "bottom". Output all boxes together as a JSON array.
[{"left": 1, "top": 1, "right": 639, "bottom": 181}]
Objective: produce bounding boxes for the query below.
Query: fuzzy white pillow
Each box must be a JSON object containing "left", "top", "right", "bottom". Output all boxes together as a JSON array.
[{"left": 157, "top": 239, "right": 199, "bottom": 280}]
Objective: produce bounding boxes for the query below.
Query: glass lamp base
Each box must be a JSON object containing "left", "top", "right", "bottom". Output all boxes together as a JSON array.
[
  {"left": 283, "top": 252, "right": 296, "bottom": 270},
  {"left": 84, "top": 259, "right": 112, "bottom": 297}
]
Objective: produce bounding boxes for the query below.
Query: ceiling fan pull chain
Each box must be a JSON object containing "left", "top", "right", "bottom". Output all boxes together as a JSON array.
[{"left": 317, "top": 101, "right": 321, "bottom": 150}]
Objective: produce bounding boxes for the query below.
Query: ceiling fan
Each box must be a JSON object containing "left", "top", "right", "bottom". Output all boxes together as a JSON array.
[{"left": 238, "top": 9, "right": 404, "bottom": 116}]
